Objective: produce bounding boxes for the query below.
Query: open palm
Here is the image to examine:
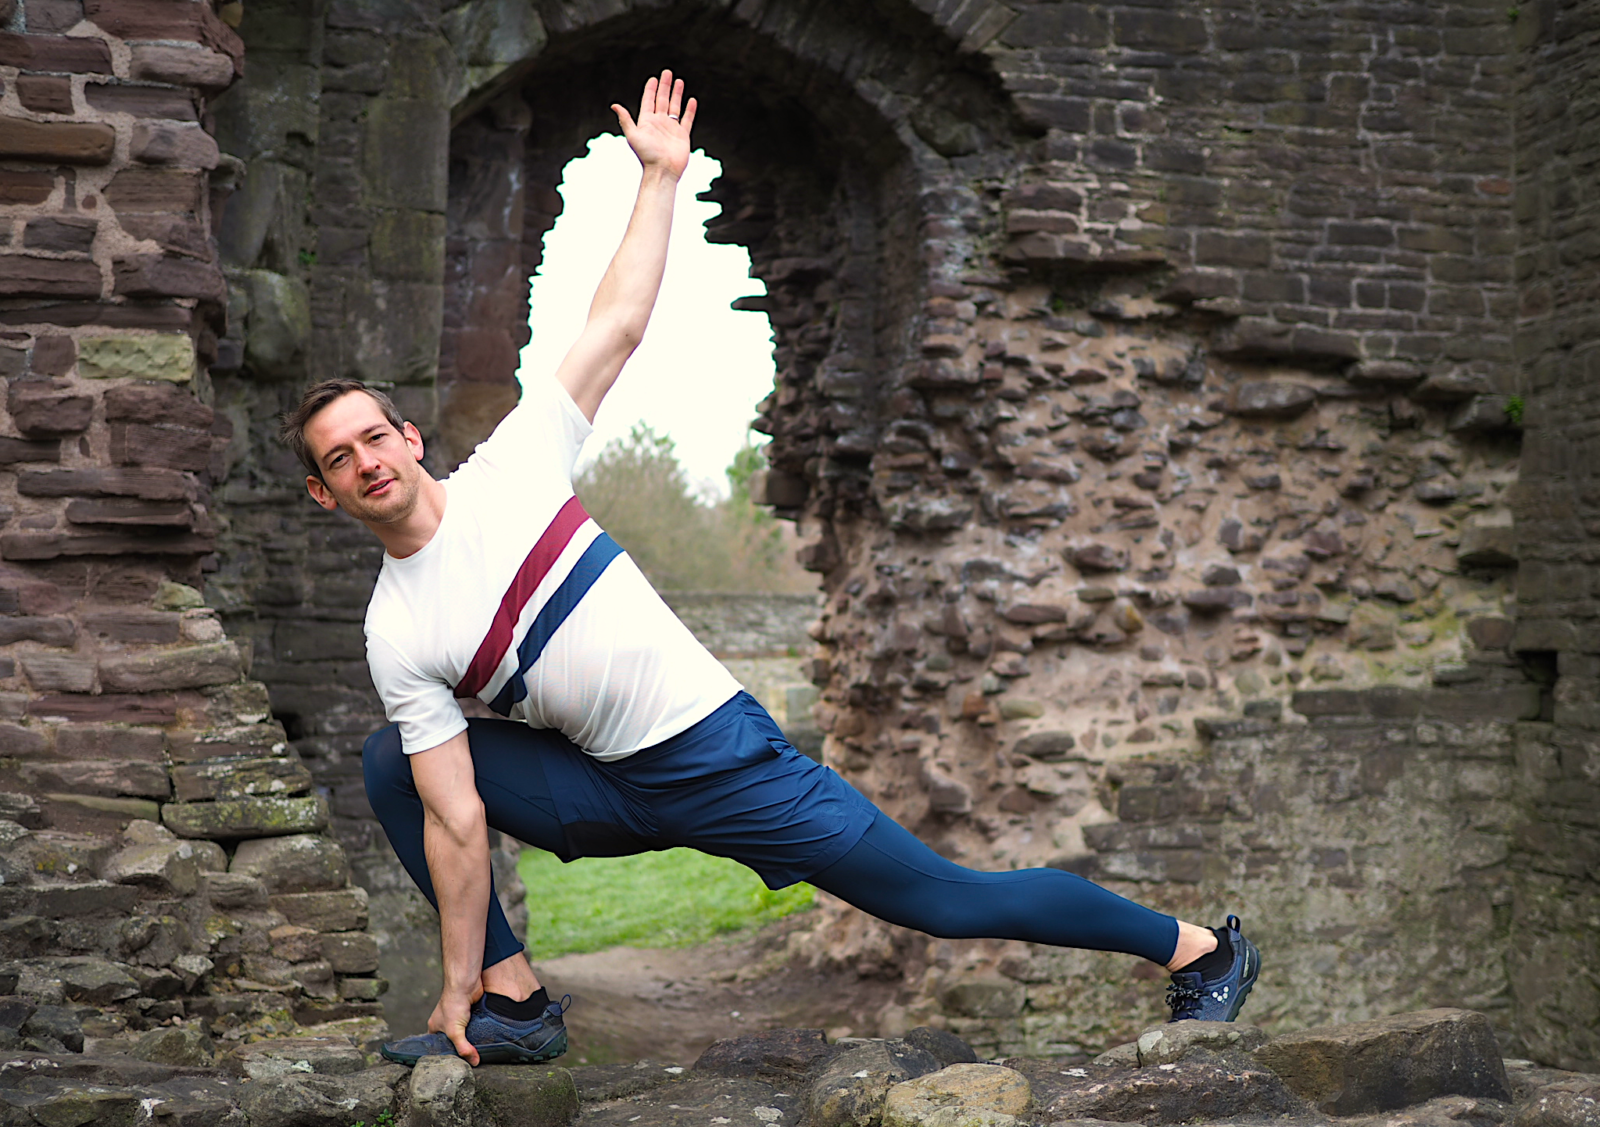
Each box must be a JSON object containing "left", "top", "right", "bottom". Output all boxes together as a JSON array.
[{"left": 612, "top": 69, "right": 697, "bottom": 178}]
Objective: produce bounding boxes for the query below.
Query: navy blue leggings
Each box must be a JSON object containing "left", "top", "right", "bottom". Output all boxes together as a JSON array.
[{"left": 362, "top": 718, "right": 1179, "bottom": 970}]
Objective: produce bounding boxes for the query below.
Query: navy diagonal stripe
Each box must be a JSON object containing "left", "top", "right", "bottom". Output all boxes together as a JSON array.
[{"left": 488, "top": 533, "right": 623, "bottom": 716}]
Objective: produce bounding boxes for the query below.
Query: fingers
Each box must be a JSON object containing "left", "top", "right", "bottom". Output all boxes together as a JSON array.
[
  {"left": 668, "top": 76, "right": 683, "bottom": 120},
  {"left": 680, "top": 96, "right": 698, "bottom": 134},
  {"left": 450, "top": 1029, "right": 480, "bottom": 1068},
  {"left": 654, "top": 69, "right": 673, "bottom": 116},
  {"left": 611, "top": 103, "right": 634, "bottom": 133},
  {"left": 637, "top": 75, "right": 657, "bottom": 123}
]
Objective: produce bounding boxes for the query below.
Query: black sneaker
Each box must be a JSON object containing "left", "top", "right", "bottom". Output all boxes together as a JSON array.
[
  {"left": 380, "top": 995, "right": 570, "bottom": 1066},
  {"left": 1166, "top": 914, "right": 1260, "bottom": 1022}
]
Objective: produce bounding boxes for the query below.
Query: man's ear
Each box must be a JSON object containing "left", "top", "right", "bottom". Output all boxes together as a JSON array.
[
  {"left": 403, "top": 421, "right": 425, "bottom": 462},
  {"left": 306, "top": 475, "right": 339, "bottom": 512}
]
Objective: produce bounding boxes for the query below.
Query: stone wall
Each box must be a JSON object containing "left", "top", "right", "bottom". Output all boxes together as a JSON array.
[
  {"left": 1505, "top": 0, "right": 1600, "bottom": 1073},
  {"left": 0, "top": 0, "right": 386, "bottom": 1052}
]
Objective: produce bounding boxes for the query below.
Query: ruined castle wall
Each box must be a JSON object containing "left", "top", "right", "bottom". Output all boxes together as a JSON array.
[
  {"left": 135, "top": 0, "right": 1596, "bottom": 1068},
  {"left": 0, "top": 0, "right": 388, "bottom": 1050},
  {"left": 1505, "top": 0, "right": 1600, "bottom": 1073}
]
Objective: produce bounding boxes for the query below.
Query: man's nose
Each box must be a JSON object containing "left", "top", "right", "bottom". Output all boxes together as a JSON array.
[{"left": 356, "top": 445, "right": 382, "bottom": 474}]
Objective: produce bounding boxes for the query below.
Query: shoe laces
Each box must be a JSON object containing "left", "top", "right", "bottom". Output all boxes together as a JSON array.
[
  {"left": 1166, "top": 979, "right": 1205, "bottom": 1020},
  {"left": 553, "top": 994, "right": 573, "bottom": 1016}
]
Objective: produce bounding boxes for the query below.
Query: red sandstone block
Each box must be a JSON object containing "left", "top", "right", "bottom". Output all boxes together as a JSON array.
[
  {"left": 16, "top": 74, "right": 73, "bottom": 114},
  {"left": 0, "top": 32, "right": 112, "bottom": 73},
  {"left": 83, "top": 610, "right": 182, "bottom": 644},
  {"left": 103, "top": 382, "right": 214, "bottom": 429},
  {"left": 0, "top": 256, "right": 101, "bottom": 298},
  {"left": 129, "top": 43, "right": 234, "bottom": 90},
  {"left": 110, "top": 422, "right": 213, "bottom": 471},
  {"left": 112, "top": 254, "right": 225, "bottom": 303},
  {"left": 66, "top": 498, "right": 194, "bottom": 527},
  {"left": 27, "top": 693, "right": 182, "bottom": 725},
  {"left": 0, "top": 170, "right": 55, "bottom": 205},
  {"left": 0, "top": 436, "right": 62, "bottom": 464},
  {"left": 105, "top": 167, "right": 204, "bottom": 214},
  {"left": 16, "top": 467, "right": 195, "bottom": 500},
  {"left": 22, "top": 216, "right": 97, "bottom": 254},
  {"left": 29, "top": 335, "right": 76, "bottom": 375},
  {"left": 0, "top": 617, "right": 76, "bottom": 646},
  {"left": 0, "top": 117, "right": 114, "bottom": 164},
  {"left": 83, "top": 0, "right": 243, "bottom": 67},
  {"left": 0, "top": 528, "right": 216, "bottom": 560},
  {"left": 6, "top": 381, "right": 94, "bottom": 436},
  {"left": 83, "top": 84, "right": 198, "bottom": 122}
]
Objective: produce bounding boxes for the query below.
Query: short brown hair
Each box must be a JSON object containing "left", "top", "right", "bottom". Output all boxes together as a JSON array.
[{"left": 280, "top": 379, "right": 406, "bottom": 481}]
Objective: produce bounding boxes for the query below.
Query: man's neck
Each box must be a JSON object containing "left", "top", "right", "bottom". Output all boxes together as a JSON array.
[{"left": 373, "top": 475, "right": 448, "bottom": 560}]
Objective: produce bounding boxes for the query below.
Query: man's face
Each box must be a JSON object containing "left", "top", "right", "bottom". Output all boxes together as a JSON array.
[{"left": 302, "top": 391, "right": 427, "bottom": 526}]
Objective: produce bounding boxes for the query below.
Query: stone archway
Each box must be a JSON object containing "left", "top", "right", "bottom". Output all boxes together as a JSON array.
[{"left": 200, "top": 0, "right": 1596, "bottom": 1066}]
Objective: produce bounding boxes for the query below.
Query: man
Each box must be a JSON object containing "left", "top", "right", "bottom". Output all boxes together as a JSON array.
[{"left": 281, "top": 71, "right": 1261, "bottom": 1068}]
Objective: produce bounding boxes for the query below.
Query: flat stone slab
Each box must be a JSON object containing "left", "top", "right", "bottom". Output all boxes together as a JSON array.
[
  {"left": 1010, "top": 1058, "right": 1305, "bottom": 1124},
  {"left": 578, "top": 1075, "right": 796, "bottom": 1127},
  {"left": 1253, "top": 1008, "right": 1512, "bottom": 1115}
]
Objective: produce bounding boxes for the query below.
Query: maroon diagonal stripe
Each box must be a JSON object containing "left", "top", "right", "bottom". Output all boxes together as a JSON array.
[{"left": 454, "top": 495, "right": 590, "bottom": 699}]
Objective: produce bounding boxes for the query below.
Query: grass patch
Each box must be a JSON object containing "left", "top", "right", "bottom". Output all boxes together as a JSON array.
[{"left": 518, "top": 847, "right": 814, "bottom": 961}]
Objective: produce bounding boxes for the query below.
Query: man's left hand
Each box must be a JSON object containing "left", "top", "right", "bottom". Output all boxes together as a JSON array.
[
  {"left": 429, "top": 981, "right": 485, "bottom": 1066},
  {"left": 612, "top": 69, "right": 696, "bottom": 180}
]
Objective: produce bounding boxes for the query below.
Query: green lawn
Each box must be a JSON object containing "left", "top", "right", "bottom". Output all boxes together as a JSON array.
[{"left": 517, "top": 847, "right": 814, "bottom": 960}]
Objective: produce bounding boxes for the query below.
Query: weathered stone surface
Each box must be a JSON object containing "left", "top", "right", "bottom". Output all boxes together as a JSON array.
[
  {"left": 0, "top": 254, "right": 102, "bottom": 297},
  {"left": 696, "top": 1028, "right": 846, "bottom": 1081},
  {"left": 131, "top": 121, "right": 221, "bottom": 169},
  {"left": 6, "top": 382, "right": 93, "bottom": 437},
  {"left": 231, "top": 833, "right": 349, "bottom": 894},
  {"left": 1512, "top": 1075, "right": 1600, "bottom": 1127},
  {"left": 320, "top": 932, "right": 379, "bottom": 974},
  {"left": 102, "top": 836, "right": 200, "bottom": 896},
  {"left": 1013, "top": 731, "right": 1076, "bottom": 761},
  {"left": 473, "top": 1065, "right": 581, "bottom": 1127},
  {"left": 808, "top": 1041, "right": 942, "bottom": 1127},
  {"left": 1028, "top": 1059, "right": 1300, "bottom": 1124},
  {"left": 170, "top": 755, "right": 310, "bottom": 801},
  {"left": 1254, "top": 1009, "right": 1511, "bottom": 1115},
  {"left": 239, "top": 1068, "right": 396, "bottom": 1127},
  {"left": 1226, "top": 381, "right": 1318, "bottom": 419},
  {"left": 883, "top": 1064, "right": 1032, "bottom": 1127},
  {"left": 903, "top": 1028, "right": 979, "bottom": 1068},
  {"left": 1132, "top": 1021, "right": 1270, "bottom": 1066},
  {"left": 55, "top": 957, "right": 140, "bottom": 1004},
  {"left": 99, "top": 643, "right": 244, "bottom": 692},
  {"left": 129, "top": 44, "right": 235, "bottom": 89},
  {"left": 225, "top": 1034, "right": 367, "bottom": 1079},
  {"left": 271, "top": 887, "right": 370, "bottom": 932},
  {"left": 162, "top": 795, "right": 329, "bottom": 839},
  {"left": 412, "top": 1054, "right": 479, "bottom": 1127},
  {"left": 130, "top": 1022, "right": 216, "bottom": 1066},
  {"left": 76, "top": 334, "right": 195, "bottom": 382},
  {"left": 0, "top": 116, "right": 115, "bottom": 163}
]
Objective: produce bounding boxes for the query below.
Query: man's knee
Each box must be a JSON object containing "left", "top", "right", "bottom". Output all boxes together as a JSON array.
[{"left": 361, "top": 724, "right": 409, "bottom": 798}]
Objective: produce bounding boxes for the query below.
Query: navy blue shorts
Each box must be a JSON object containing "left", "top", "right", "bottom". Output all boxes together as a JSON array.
[{"left": 515, "top": 691, "right": 878, "bottom": 889}]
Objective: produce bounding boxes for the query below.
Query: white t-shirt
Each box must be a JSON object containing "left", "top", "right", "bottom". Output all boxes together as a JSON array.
[{"left": 364, "top": 374, "right": 741, "bottom": 760}]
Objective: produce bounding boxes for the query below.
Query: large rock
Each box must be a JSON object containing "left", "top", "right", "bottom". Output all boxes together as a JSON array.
[
  {"left": 412, "top": 1054, "right": 481, "bottom": 1127},
  {"left": 230, "top": 834, "right": 350, "bottom": 894},
  {"left": 270, "top": 888, "right": 370, "bottom": 932},
  {"left": 1133, "top": 1021, "right": 1270, "bottom": 1066},
  {"left": 170, "top": 755, "right": 311, "bottom": 802},
  {"left": 102, "top": 836, "right": 200, "bottom": 896},
  {"left": 1253, "top": 1008, "right": 1511, "bottom": 1115},
  {"left": 695, "top": 1028, "right": 846, "bottom": 1082},
  {"left": 130, "top": 1022, "right": 216, "bottom": 1066},
  {"left": 1014, "top": 1058, "right": 1302, "bottom": 1124},
  {"left": 1226, "top": 381, "right": 1318, "bottom": 419},
  {"left": 808, "top": 1041, "right": 942, "bottom": 1127},
  {"left": 238, "top": 1068, "right": 396, "bottom": 1127},
  {"left": 1513, "top": 1075, "right": 1600, "bottom": 1127},
  {"left": 474, "top": 1065, "right": 581, "bottom": 1127},
  {"left": 883, "top": 1064, "right": 1032, "bottom": 1127},
  {"left": 577, "top": 1076, "right": 786, "bottom": 1127}
]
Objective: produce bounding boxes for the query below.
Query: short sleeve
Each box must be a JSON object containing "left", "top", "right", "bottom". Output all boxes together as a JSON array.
[
  {"left": 367, "top": 632, "right": 469, "bottom": 755},
  {"left": 457, "top": 372, "right": 594, "bottom": 487}
]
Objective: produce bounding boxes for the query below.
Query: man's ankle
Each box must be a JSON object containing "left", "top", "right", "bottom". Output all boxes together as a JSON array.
[{"left": 481, "top": 953, "right": 541, "bottom": 1002}]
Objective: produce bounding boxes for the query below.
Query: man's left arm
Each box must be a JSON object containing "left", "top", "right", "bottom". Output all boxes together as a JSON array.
[{"left": 553, "top": 70, "right": 698, "bottom": 422}]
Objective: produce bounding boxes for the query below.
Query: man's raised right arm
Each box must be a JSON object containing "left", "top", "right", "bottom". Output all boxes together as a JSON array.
[{"left": 552, "top": 70, "right": 698, "bottom": 423}]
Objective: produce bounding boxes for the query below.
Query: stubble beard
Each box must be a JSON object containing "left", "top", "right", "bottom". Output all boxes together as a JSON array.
[{"left": 342, "top": 461, "right": 423, "bottom": 527}]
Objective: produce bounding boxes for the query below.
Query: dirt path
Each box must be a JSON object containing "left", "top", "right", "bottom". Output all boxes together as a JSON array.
[{"left": 531, "top": 914, "right": 900, "bottom": 1065}]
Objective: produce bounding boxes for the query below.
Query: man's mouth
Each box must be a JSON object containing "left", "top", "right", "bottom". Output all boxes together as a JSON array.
[{"left": 365, "top": 477, "right": 394, "bottom": 497}]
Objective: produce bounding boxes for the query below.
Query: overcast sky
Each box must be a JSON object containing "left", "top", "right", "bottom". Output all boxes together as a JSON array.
[{"left": 518, "top": 134, "right": 777, "bottom": 497}]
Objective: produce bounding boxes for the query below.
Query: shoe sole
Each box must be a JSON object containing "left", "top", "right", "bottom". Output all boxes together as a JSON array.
[{"left": 380, "top": 1027, "right": 568, "bottom": 1067}]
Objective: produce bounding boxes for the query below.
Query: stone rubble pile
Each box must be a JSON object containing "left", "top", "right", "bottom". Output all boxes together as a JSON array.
[
  {"left": 0, "top": 805, "right": 388, "bottom": 1056},
  {"left": 1, "top": 1007, "right": 1596, "bottom": 1127}
]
